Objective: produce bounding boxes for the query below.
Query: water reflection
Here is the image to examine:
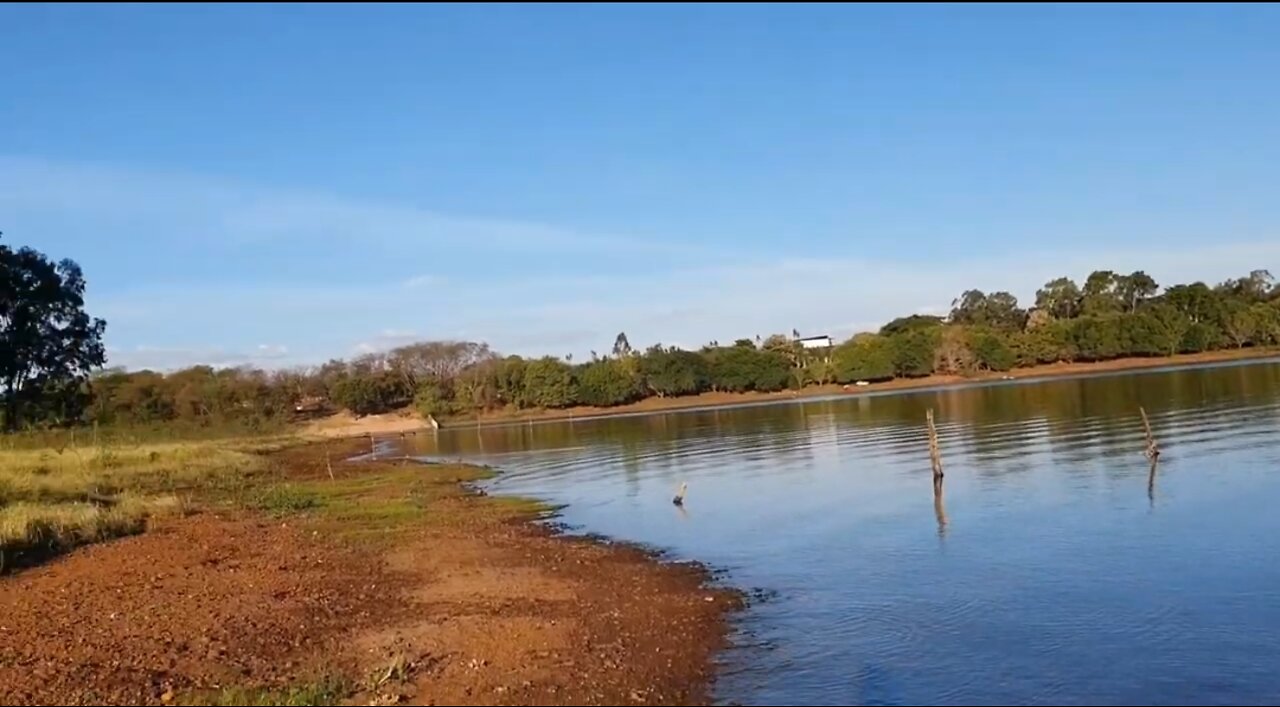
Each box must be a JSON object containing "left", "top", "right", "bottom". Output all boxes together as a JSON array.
[{"left": 406, "top": 360, "right": 1280, "bottom": 705}]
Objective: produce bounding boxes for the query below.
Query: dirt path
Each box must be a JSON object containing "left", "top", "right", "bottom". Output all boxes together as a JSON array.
[{"left": 0, "top": 442, "right": 740, "bottom": 706}]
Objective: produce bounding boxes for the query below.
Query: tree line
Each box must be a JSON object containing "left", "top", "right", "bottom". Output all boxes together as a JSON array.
[{"left": 4, "top": 233, "right": 1280, "bottom": 431}]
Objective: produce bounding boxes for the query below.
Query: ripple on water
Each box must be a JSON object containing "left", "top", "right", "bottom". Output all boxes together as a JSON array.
[{"left": 414, "top": 361, "right": 1280, "bottom": 706}]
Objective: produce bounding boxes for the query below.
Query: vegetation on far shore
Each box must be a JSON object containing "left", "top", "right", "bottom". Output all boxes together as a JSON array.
[{"left": 5, "top": 231, "right": 1280, "bottom": 436}]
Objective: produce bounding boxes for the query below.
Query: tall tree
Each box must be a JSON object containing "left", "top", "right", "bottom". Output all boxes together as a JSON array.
[
  {"left": 1116, "top": 271, "right": 1159, "bottom": 312},
  {"left": 949, "top": 289, "right": 988, "bottom": 325},
  {"left": 1081, "top": 270, "right": 1122, "bottom": 315},
  {"left": 612, "top": 331, "right": 632, "bottom": 357},
  {"left": 1, "top": 235, "right": 107, "bottom": 430},
  {"left": 1035, "top": 277, "right": 1082, "bottom": 320}
]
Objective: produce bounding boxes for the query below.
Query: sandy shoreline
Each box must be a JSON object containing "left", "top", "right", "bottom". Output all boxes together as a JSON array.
[
  {"left": 0, "top": 439, "right": 741, "bottom": 706},
  {"left": 309, "top": 347, "right": 1280, "bottom": 437}
]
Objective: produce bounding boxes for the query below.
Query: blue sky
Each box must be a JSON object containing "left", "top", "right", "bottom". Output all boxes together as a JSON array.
[{"left": 4, "top": 4, "right": 1280, "bottom": 369}]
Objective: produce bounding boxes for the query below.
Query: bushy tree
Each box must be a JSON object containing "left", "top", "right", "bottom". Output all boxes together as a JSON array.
[
  {"left": 1, "top": 235, "right": 107, "bottom": 430},
  {"left": 832, "top": 334, "right": 895, "bottom": 383},
  {"left": 641, "top": 348, "right": 710, "bottom": 397},
  {"left": 890, "top": 328, "right": 939, "bottom": 378},
  {"left": 522, "top": 357, "right": 577, "bottom": 408},
  {"left": 576, "top": 358, "right": 642, "bottom": 407}
]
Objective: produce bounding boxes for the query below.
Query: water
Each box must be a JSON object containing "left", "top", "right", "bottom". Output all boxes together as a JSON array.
[{"left": 407, "top": 359, "right": 1280, "bottom": 705}]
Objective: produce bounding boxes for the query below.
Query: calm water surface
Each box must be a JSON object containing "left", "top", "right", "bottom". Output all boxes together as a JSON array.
[{"left": 408, "top": 360, "right": 1280, "bottom": 705}]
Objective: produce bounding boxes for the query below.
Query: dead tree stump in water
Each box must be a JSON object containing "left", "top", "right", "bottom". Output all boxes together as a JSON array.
[
  {"left": 927, "top": 408, "right": 944, "bottom": 494},
  {"left": 1140, "top": 407, "right": 1160, "bottom": 461}
]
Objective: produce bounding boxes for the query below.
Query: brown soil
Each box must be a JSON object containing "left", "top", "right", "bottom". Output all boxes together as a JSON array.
[{"left": 0, "top": 442, "right": 740, "bottom": 706}]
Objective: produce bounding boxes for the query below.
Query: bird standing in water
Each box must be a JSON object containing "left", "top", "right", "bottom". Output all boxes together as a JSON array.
[{"left": 672, "top": 482, "right": 688, "bottom": 506}]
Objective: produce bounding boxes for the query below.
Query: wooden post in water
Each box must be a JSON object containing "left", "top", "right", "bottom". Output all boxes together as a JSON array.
[
  {"left": 324, "top": 439, "right": 335, "bottom": 481},
  {"left": 926, "top": 409, "right": 944, "bottom": 494},
  {"left": 1140, "top": 407, "right": 1160, "bottom": 461},
  {"left": 369, "top": 433, "right": 377, "bottom": 460}
]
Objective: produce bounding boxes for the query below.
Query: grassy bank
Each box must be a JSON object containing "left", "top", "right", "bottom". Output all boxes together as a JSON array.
[{"left": 0, "top": 435, "right": 297, "bottom": 571}]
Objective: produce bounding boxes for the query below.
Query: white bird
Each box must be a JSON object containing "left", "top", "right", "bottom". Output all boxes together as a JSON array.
[{"left": 672, "top": 482, "right": 688, "bottom": 506}]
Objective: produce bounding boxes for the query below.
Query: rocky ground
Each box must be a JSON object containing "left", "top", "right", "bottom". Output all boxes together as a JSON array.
[{"left": 0, "top": 442, "right": 740, "bottom": 706}]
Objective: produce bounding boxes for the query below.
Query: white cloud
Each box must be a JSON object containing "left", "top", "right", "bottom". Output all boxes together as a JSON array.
[
  {"left": 7, "top": 155, "right": 1279, "bottom": 370},
  {"left": 109, "top": 345, "right": 293, "bottom": 371}
]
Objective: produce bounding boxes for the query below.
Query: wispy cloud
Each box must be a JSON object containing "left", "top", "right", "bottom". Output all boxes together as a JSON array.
[
  {"left": 6, "top": 155, "right": 1278, "bottom": 370},
  {"left": 109, "top": 344, "right": 292, "bottom": 371}
]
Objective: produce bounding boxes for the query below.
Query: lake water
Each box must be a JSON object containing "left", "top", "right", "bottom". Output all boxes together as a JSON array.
[{"left": 407, "top": 359, "right": 1280, "bottom": 705}]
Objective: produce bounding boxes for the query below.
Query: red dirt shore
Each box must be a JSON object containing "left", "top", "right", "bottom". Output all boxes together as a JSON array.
[{"left": 0, "top": 442, "right": 740, "bottom": 706}]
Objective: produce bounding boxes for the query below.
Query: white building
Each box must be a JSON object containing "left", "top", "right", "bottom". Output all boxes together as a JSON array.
[{"left": 797, "top": 335, "right": 833, "bottom": 349}]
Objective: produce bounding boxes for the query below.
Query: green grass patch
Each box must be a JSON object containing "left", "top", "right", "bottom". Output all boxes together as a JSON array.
[
  {"left": 186, "top": 676, "right": 350, "bottom": 706},
  {"left": 251, "top": 484, "right": 324, "bottom": 515}
]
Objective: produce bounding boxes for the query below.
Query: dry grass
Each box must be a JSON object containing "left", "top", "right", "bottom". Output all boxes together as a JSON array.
[{"left": 0, "top": 436, "right": 296, "bottom": 570}]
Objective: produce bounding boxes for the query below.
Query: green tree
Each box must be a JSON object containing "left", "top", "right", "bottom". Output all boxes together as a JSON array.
[
  {"left": 934, "top": 326, "right": 976, "bottom": 375},
  {"left": 1035, "top": 277, "right": 1082, "bottom": 320},
  {"left": 522, "top": 357, "right": 577, "bottom": 408},
  {"left": 949, "top": 290, "right": 988, "bottom": 325},
  {"left": 1180, "top": 322, "right": 1220, "bottom": 353},
  {"left": 890, "top": 328, "right": 939, "bottom": 378},
  {"left": 1011, "top": 320, "right": 1075, "bottom": 365},
  {"left": 1162, "top": 282, "right": 1222, "bottom": 323},
  {"left": 413, "top": 380, "right": 455, "bottom": 418},
  {"left": 1251, "top": 302, "right": 1280, "bottom": 346},
  {"left": 612, "top": 331, "right": 633, "bottom": 357},
  {"left": 494, "top": 356, "right": 528, "bottom": 408},
  {"left": 968, "top": 328, "right": 1015, "bottom": 372},
  {"left": 1072, "top": 315, "right": 1126, "bottom": 361},
  {"left": 331, "top": 371, "right": 411, "bottom": 417},
  {"left": 832, "top": 334, "right": 895, "bottom": 383},
  {"left": 1081, "top": 270, "right": 1122, "bottom": 316},
  {"left": 641, "top": 348, "right": 710, "bottom": 397},
  {"left": 1145, "top": 303, "right": 1192, "bottom": 356},
  {"left": 576, "top": 358, "right": 642, "bottom": 406},
  {"left": 1222, "top": 300, "right": 1257, "bottom": 348},
  {"left": 1116, "top": 271, "right": 1159, "bottom": 313},
  {"left": 1, "top": 236, "right": 107, "bottom": 430},
  {"left": 1219, "top": 269, "right": 1275, "bottom": 303},
  {"left": 878, "top": 314, "right": 944, "bottom": 336}
]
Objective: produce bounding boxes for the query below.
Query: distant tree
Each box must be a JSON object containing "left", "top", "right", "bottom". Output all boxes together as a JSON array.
[
  {"left": 1116, "top": 271, "right": 1159, "bottom": 313},
  {"left": 968, "top": 328, "right": 1015, "bottom": 372},
  {"left": 1251, "top": 302, "right": 1280, "bottom": 346},
  {"left": 641, "top": 348, "right": 710, "bottom": 397},
  {"left": 1180, "top": 322, "right": 1222, "bottom": 353},
  {"left": 1071, "top": 315, "right": 1125, "bottom": 361},
  {"left": 878, "top": 314, "right": 944, "bottom": 336},
  {"left": 949, "top": 289, "right": 989, "bottom": 325},
  {"left": 1219, "top": 269, "right": 1275, "bottom": 303},
  {"left": 1222, "top": 300, "right": 1257, "bottom": 348},
  {"left": 949, "top": 290, "right": 1024, "bottom": 330},
  {"left": 832, "top": 334, "right": 895, "bottom": 383},
  {"left": 1145, "top": 303, "right": 1192, "bottom": 356},
  {"left": 1, "top": 235, "right": 107, "bottom": 430},
  {"left": 934, "top": 326, "right": 976, "bottom": 375},
  {"left": 521, "top": 357, "right": 577, "bottom": 408},
  {"left": 1035, "top": 277, "right": 1082, "bottom": 320},
  {"left": 576, "top": 358, "right": 642, "bottom": 406},
  {"left": 890, "top": 328, "right": 940, "bottom": 378},
  {"left": 612, "top": 331, "right": 633, "bottom": 358},
  {"left": 1081, "top": 270, "right": 1122, "bottom": 315},
  {"left": 984, "top": 291, "right": 1027, "bottom": 331},
  {"left": 494, "top": 356, "right": 528, "bottom": 408},
  {"left": 1161, "top": 282, "right": 1222, "bottom": 323}
]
